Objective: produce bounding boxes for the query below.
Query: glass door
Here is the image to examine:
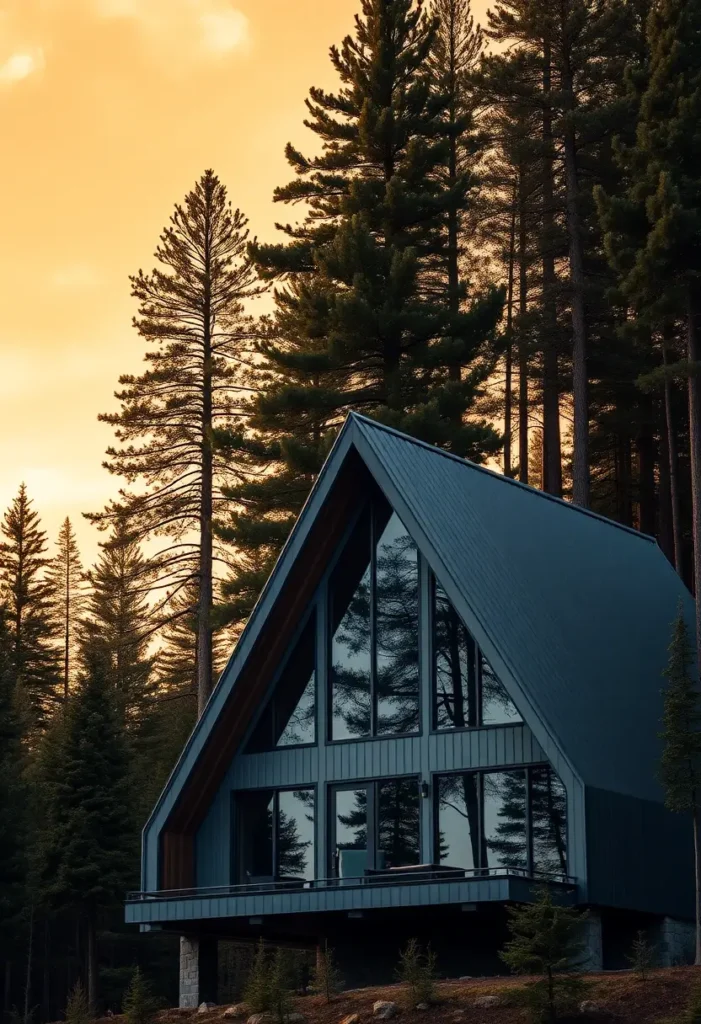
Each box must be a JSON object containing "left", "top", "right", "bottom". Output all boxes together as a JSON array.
[{"left": 330, "top": 784, "right": 372, "bottom": 879}]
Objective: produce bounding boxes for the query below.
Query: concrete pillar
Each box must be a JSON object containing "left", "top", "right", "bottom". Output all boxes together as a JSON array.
[
  {"left": 578, "top": 911, "right": 603, "bottom": 972},
  {"left": 655, "top": 917, "right": 695, "bottom": 967},
  {"left": 179, "top": 936, "right": 218, "bottom": 1008}
]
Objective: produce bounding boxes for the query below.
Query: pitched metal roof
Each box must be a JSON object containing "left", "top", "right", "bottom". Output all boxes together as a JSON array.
[
  {"left": 143, "top": 412, "right": 694, "bottom": 874},
  {"left": 351, "top": 413, "right": 694, "bottom": 802}
]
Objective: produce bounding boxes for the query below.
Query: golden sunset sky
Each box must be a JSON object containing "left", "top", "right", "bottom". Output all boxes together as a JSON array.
[{"left": 0, "top": 0, "right": 489, "bottom": 565}]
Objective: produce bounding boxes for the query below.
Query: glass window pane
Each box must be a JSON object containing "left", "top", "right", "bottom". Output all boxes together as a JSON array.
[
  {"left": 276, "top": 616, "right": 316, "bottom": 747},
  {"left": 531, "top": 766, "right": 568, "bottom": 877},
  {"left": 434, "top": 580, "right": 478, "bottom": 730},
  {"left": 436, "top": 773, "right": 480, "bottom": 871},
  {"left": 239, "top": 790, "right": 274, "bottom": 881},
  {"left": 482, "top": 771, "right": 528, "bottom": 871},
  {"left": 480, "top": 655, "right": 522, "bottom": 726},
  {"left": 377, "top": 778, "right": 421, "bottom": 867},
  {"left": 277, "top": 789, "right": 315, "bottom": 879},
  {"left": 376, "top": 512, "right": 420, "bottom": 735},
  {"left": 330, "top": 512, "right": 372, "bottom": 740},
  {"left": 333, "top": 787, "right": 369, "bottom": 877}
]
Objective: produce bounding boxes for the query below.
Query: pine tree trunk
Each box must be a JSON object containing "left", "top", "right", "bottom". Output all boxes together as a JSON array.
[
  {"left": 86, "top": 909, "right": 97, "bottom": 1014},
  {"left": 23, "top": 906, "right": 33, "bottom": 1024},
  {"left": 561, "top": 67, "right": 589, "bottom": 507},
  {"left": 4, "top": 958, "right": 11, "bottom": 1017},
  {"left": 504, "top": 192, "right": 517, "bottom": 478},
  {"left": 658, "top": 409, "right": 675, "bottom": 565},
  {"left": 663, "top": 336, "right": 684, "bottom": 574},
  {"left": 518, "top": 165, "right": 529, "bottom": 485},
  {"left": 688, "top": 287, "right": 701, "bottom": 660},
  {"left": 636, "top": 416, "right": 656, "bottom": 535},
  {"left": 447, "top": 110, "right": 461, "bottom": 387},
  {"left": 693, "top": 803, "right": 701, "bottom": 966},
  {"left": 541, "top": 39, "right": 562, "bottom": 498},
  {"left": 616, "top": 433, "right": 633, "bottom": 527},
  {"left": 64, "top": 557, "right": 70, "bottom": 701},
  {"left": 197, "top": 205, "right": 215, "bottom": 718}
]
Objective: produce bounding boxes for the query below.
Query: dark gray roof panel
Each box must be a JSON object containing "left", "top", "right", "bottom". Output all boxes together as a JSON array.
[{"left": 352, "top": 414, "right": 694, "bottom": 802}]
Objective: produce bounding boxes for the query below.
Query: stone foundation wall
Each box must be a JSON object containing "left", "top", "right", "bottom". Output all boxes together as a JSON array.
[
  {"left": 179, "top": 936, "right": 201, "bottom": 1009},
  {"left": 656, "top": 917, "right": 695, "bottom": 967},
  {"left": 579, "top": 911, "right": 603, "bottom": 972}
]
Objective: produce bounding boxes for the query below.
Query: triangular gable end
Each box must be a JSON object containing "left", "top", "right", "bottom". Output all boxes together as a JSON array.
[{"left": 143, "top": 412, "right": 690, "bottom": 892}]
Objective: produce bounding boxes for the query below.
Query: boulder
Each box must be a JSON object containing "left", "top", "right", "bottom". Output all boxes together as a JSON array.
[
  {"left": 473, "top": 995, "right": 501, "bottom": 1009},
  {"left": 198, "top": 1005, "right": 217, "bottom": 1014},
  {"left": 339, "top": 1014, "right": 360, "bottom": 1024},
  {"left": 579, "top": 1002, "right": 606, "bottom": 1016},
  {"left": 247, "top": 1014, "right": 273, "bottom": 1024},
  {"left": 223, "top": 1008, "right": 246, "bottom": 1020},
  {"left": 373, "top": 1002, "right": 399, "bottom": 1020},
  {"left": 285, "top": 1016, "right": 305, "bottom": 1024},
  {"left": 415, "top": 1004, "right": 430, "bottom": 1012}
]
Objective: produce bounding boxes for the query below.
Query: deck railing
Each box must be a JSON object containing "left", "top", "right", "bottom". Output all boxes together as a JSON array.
[{"left": 126, "top": 865, "right": 576, "bottom": 903}]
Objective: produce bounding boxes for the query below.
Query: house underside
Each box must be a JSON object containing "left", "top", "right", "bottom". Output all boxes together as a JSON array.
[{"left": 127, "top": 415, "right": 698, "bottom": 1001}]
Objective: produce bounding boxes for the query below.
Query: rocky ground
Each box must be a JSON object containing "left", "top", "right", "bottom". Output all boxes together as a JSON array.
[{"left": 95, "top": 967, "right": 701, "bottom": 1024}]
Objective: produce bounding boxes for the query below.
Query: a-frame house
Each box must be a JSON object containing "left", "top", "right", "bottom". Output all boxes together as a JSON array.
[{"left": 126, "top": 414, "right": 696, "bottom": 1000}]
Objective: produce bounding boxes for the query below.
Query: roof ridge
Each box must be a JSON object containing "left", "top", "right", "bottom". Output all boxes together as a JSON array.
[{"left": 349, "top": 412, "right": 656, "bottom": 545}]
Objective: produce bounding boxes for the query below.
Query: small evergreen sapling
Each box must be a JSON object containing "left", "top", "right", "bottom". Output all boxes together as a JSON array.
[
  {"left": 269, "top": 948, "right": 294, "bottom": 1024},
  {"left": 626, "top": 931, "right": 656, "bottom": 981},
  {"left": 397, "top": 939, "right": 439, "bottom": 1007},
  {"left": 312, "top": 941, "right": 343, "bottom": 1003},
  {"left": 244, "top": 939, "right": 270, "bottom": 1014},
  {"left": 500, "top": 888, "right": 586, "bottom": 1023},
  {"left": 122, "top": 968, "right": 160, "bottom": 1024},
  {"left": 65, "top": 982, "right": 92, "bottom": 1024}
]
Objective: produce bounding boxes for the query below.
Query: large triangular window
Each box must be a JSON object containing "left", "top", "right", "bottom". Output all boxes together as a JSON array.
[
  {"left": 433, "top": 576, "right": 521, "bottom": 729},
  {"left": 246, "top": 613, "right": 316, "bottom": 752}
]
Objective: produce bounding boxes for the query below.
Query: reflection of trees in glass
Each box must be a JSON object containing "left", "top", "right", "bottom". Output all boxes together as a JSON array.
[
  {"left": 376, "top": 515, "right": 419, "bottom": 735},
  {"left": 437, "top": 773, "right": 480, "bottom": 868},
  {"left": 480, "top": 655, "right": 522, "bottom": 725},
  {"left": 240, "top": 788, "right": 315, "bottom": 880},
  {"left": 434, "top": 581, "right": 478, "bottom": 729},
  {"left": 278, "top": 789, "right": 315, "bottom": 878},
  {"left": 377, "top": 778, "right": 420, "bottom": 866},
  {"left": 483, "top": 771, "right": 528, "bottom": 869},
  {"left": 330, "top": 504, "right": 419, "bottom": 740},
  {"left": 331, "top": 513, "right": 372, "bottom": 740},
  {"left": 335, "top": 788, "right": 368, "bottom": 851},
  {"left": 530, "top": 767, "right": 567, "bottom": 876},
  {"left": 434, "top": 767, "right": 567, "bottom": 877},
  {"left": 433, "top": 579, "right": 521, "bottom": 729},
  {"left": 277, "top": 672, "right": 316, "bottom": 746},
  {"left": 334, "top": 779, "right": 421, "bottom": 869}
]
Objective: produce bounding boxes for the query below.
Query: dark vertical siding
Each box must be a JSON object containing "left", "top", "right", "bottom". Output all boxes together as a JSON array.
[{"left": 585, "top": 786, "right": 694, "bottom": 918}]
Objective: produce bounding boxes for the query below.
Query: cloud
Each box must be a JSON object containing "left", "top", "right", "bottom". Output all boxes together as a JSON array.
[
  {"left": 49, "top": 264, "right": 102, "bottom": 292},
  {"left": 93, "top": 0, "right": 251, "bottom": 58},
  {"left": 0, "top": 49, "right": 44, "bottom": 85}
]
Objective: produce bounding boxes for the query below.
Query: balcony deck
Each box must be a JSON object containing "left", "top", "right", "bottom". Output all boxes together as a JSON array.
[{"left": 125, "top": 868, "right": 577, "bottom": 926}]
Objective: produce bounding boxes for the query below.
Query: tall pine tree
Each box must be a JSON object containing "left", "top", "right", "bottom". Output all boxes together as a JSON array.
[
  {"left": 0, "top": 484, "right": 60, "bottom": 730},
  {"left": 0, "top": 606, "right": 27, "bottom": 1016},
  {"left": 35, "top": 648, "right": 134, "bottom": 1011},
  {"left": 218, "top": 0, "right": 504, "bottom": 630},
  {"left": 659, "top": 611, "right": 701, "bottom": 965},
  {"left": 600, "top": 0, "right": 701, "bottom": 656},
  {"left": 47, "top": 518, "right": 87, "bottom": 701},
  {"left": 88, "top": 170, "right": 260, "bottom": 716},
  {"left": 81, "top": 522, "right": 154, "bottom": 720}
]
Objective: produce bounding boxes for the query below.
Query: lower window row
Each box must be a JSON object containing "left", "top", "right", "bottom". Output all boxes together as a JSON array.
[{"left": 234, "top": 766, "right": 567, "bottom": 884}]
